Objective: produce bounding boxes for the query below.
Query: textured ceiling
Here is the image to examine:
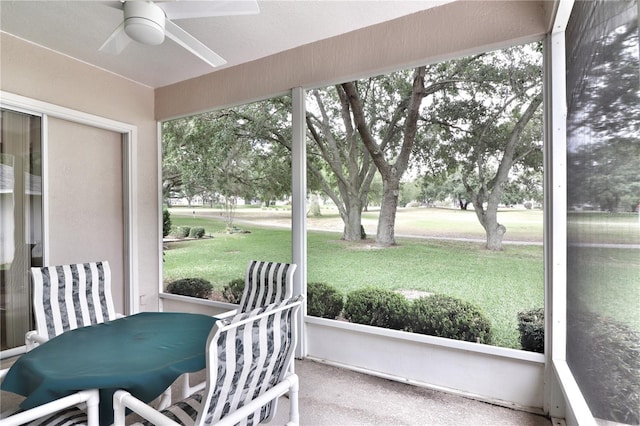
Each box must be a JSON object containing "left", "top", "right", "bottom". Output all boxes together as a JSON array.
[{"left": 0, "top": 1, "right": 452, "bottom": 88}]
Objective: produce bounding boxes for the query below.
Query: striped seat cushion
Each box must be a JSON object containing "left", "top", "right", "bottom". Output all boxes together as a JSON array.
[
  {"left": 239, "top": 261, "right": 295, "bottom": 312},
  {"left": 23, "top": 407, "right": 88, "bottom": 426},
  {"left": 142, "top": 391, "right": 203, "bottom": 426},
  {"left": 31, "top": 261, "right": 116, "bottom": 339}
]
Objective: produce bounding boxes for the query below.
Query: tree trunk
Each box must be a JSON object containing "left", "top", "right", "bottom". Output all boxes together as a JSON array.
[
  {"left": 485, "top": 224, "right": 506, "bottom": 250},
  {"left": 343, "top": 199, "right": 364, "bottom": 240},
  {"left": 473, "top": 198, "right": 506, "bottom": 251},
  {"left": 376, "top": 176, "right": 400, "bottom": 246}
]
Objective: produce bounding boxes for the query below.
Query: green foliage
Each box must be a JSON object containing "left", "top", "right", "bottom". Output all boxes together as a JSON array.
[
  {"left": 222, "top": 278, "right": 245, "bottom": 304},
  {"left": 171, "top": 226, "right": 191, "bottom": 238},
  {"left": 166, "top": 277, "right": 212, "bottom": 299},
  {"left": 188, "top": 227, "right": 205, "bottom": 238},
  {"left": 408, "top": 295, "right": 492, "bottom": 344},
  {"left": 307, "top": 282, "right": 344, "bottom": 319},
  {"left": 517, "top": 308, "right": 544, "bottom": 352},
  {"left": 568, "top": 311, "right": 640, "bottom": 424},
  {"left": 343, "top": 288, "right": 410, "bottom": 330},
  {"left": 162, "top": 96, "right": 294, "bottom": 215},
  {"left": 162, "top": 208, "right": 172, "bottom": 237}
]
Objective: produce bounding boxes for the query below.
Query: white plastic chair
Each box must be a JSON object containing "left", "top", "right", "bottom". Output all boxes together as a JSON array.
[
  {"left": 180, "top": 260, "right": 297, "bottom": 398},
  {"left": 25, "top": 260, "right": 172, "bottom": 410},
  {"left": 25, "top": 261, "right": 121, "bottom": 350},
  {"left": 0, "top": 369, "right": 99, "bottom": 426},
  {"left": 113, "top": 296, "right": 303, "bottom": 426}
]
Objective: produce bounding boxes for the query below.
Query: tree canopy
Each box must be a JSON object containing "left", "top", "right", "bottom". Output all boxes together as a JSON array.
[{"left": 162, "top": 42, "right": 545, "bottom": 251}]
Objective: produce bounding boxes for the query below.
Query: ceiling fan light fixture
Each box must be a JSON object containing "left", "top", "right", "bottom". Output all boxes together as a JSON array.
[{"left": 124, "top": 1, "right": 166, "bottom": 45}]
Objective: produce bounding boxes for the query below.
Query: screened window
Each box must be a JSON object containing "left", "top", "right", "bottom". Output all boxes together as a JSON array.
[{"left": 565, "top": 1, "right": 640, "bottom": 423}]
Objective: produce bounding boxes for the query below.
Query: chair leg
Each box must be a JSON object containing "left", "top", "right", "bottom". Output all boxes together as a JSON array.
[
  {"left": 287, "top": 375, "right": 299, "bottom": 426},
  {"left": 85, "top": 390, "right": 100, "bottom": 426}
]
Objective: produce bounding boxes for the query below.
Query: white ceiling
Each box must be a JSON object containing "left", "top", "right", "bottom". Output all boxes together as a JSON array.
[{"left": 0, "top": 1, "right": 452, "bottom": 88}]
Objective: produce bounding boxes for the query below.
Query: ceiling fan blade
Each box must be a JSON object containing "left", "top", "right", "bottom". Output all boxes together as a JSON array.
[
  {"left": 164, "top": 19, "right": 227, "bottom": 67},
  {"left": 104, "top": 1, "right": 125, "bottom": 11},
  {"left": 99, "top": 22, "right": 132, "bottom": 54},
  {"left": 158, "top": 0, "right": 259, "bottom": 20}
]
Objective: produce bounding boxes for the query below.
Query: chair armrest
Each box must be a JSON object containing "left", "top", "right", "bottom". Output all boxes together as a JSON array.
[
  {"left": 178, "top": 372, "right": 206, "bottom": 399},
  {"left": 113, "top": 390, "right": 180, "bottom": 426},
  {"left": 25, "top": 330, "right": 49, "bottom": 351},
  {"left": 1, "top": 389, "right": 100, "bottom": 426},
  {"left": 214, "top": 373, "right": 299, "bottom": 426},
  {"left": 215, "top": 308, "right": 238, "bottom": 320}
]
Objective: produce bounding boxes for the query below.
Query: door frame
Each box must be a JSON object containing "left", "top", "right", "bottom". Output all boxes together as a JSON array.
[{"left": 0, "top": 91, "right": 139, "bottom": 358}]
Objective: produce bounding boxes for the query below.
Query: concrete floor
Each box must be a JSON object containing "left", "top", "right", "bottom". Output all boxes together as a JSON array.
[
  {"left": 2, "top": 356, "right": 554, "bottom": 425},
  {"left": 270, "top": 359, "right": 553, "bottom": 426}
]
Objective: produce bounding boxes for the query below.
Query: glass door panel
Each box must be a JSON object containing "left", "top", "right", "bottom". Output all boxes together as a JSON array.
[{"left": 0, "top": 108, "right": 43, "bottom": 350}]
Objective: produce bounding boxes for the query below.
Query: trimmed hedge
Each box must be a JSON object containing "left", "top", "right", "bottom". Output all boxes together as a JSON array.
[
  {"left": 188, "top": 227, "right": 205, "bottom": 239},
  {"left": 162, "top": 208, "right": 171, "bottom": 237},
  {"left": 166, "top": 277, "right": 212, "bottom": 299},
  {"left": 408, "top": 294, "right": 492, "bottom": 344},
  {"left": 172, "top": 226, "right": 191, "bottom": 238},
  {"left": 517, "top": 308, "right": 544, "bottom": 353},
  {"left": 222, "top": 278, "right": 245, "bottom": 304},
  {"left": 307, "top": 282, "right": 344, "bottom": 319},
  {"left": 343, "top": 288, "right": 409, "bottom": 330}
]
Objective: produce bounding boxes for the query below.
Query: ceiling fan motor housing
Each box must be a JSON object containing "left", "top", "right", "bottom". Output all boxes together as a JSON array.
[{"left": 124, "top": 1, "right": 166, "bottom": 45}]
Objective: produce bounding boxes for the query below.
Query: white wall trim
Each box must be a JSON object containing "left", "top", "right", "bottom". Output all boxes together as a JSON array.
[
  {"left": 306, "top": 316, "right": 546, "bottom": 412},
  {"left": 159, "top": 292, "right": 236, "bottom": 310},
  {"left": 0, "top": 90, "right": 140, "bottom": 315},
  {"left": 157, "top": 121, "right": 165, "bottom": 312}
]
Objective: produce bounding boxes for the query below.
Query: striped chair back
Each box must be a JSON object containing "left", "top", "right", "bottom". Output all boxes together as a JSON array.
[
  {"left": 199, "top": 296, "right": 302, "bottom": 425},
  {"left": 239, "top": 261, "right": 296, "bottom": 313},
  {"left": 31, "top": 261, "right": 116, "bottom": 340}
]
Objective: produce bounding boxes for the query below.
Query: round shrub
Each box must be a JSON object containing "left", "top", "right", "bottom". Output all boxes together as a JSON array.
[
  {"left": 517, "top": 308, "right": 544, "bottom": 353},
  {"left": 307, "top": 282, "right": 344, "bottom": 319},
  {"left": 188, "top": 227, "right": 205, "bottom": 239},
  {"left": 222, "top": 278, "right": 245, "bottom": 304},
  {"left": 343, "top": 288, "right": 410, "bottom": 330},
  {"left": 171, "top": 226, "right": 191, "bottom": 238},
  {"left": 408, "top": 294, "right": 492, "bottom": 344},
  {"left": 166, "top": 277, "right": 212, "bottom": 299}
]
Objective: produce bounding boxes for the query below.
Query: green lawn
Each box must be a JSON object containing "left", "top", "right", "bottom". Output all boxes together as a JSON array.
[
  {"left": 568, "top": 246, "right": 640, "bottom": 330},
  {"left": 164, "top": 214, "right": 544, "bottom": 349},
  {"left": 568, "top": 212, "right": 640, "bottom": 245},
  {"left": 164, "top": 207, "right": 638, "bottom": 350}
]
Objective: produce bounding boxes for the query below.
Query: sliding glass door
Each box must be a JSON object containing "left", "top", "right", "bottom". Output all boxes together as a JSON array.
[{"left": 0, "top": 108, "right": 43, "bottom": 350}]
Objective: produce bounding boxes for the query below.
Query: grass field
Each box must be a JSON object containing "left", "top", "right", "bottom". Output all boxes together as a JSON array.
[
  {"left": 164, "top": 206, "right": 639, "bottom": 349},
  {"left": 164, "top": 207, "right": 545, "bottom": 349}
]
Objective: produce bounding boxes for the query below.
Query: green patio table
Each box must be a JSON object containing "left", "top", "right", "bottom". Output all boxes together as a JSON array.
[{"left": 1, "top": 311, "right": 218, "bottom": 425}]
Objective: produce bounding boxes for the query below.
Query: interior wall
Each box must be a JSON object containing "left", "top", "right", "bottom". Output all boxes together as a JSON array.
[
  {"left": 156, "top": 0, "right": 549, "bottom": 119},
  {"left": 0, "top": 33, "right": 159, "bottom": 311},
  {"left": 46, "top": 118, "right": 125, "bottom": 310}
]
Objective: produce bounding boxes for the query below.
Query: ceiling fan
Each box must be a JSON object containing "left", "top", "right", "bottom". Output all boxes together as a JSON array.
[{"left": 99, "top": 0, "right": 259, "bottom": 67}]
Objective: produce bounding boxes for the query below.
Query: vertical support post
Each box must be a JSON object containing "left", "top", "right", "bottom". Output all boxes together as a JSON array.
[
  {"left": 545, "top": 2, "right": 596, "bottom": 425},
  {"left": 123, "top": 130, "right": 139, "bottom": 315},
  {"left": 291, "top": 87, "right": 307, "bottom": 358},
  {"left": 544, "top": 27, "right": 568, "bottom": 419}
]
